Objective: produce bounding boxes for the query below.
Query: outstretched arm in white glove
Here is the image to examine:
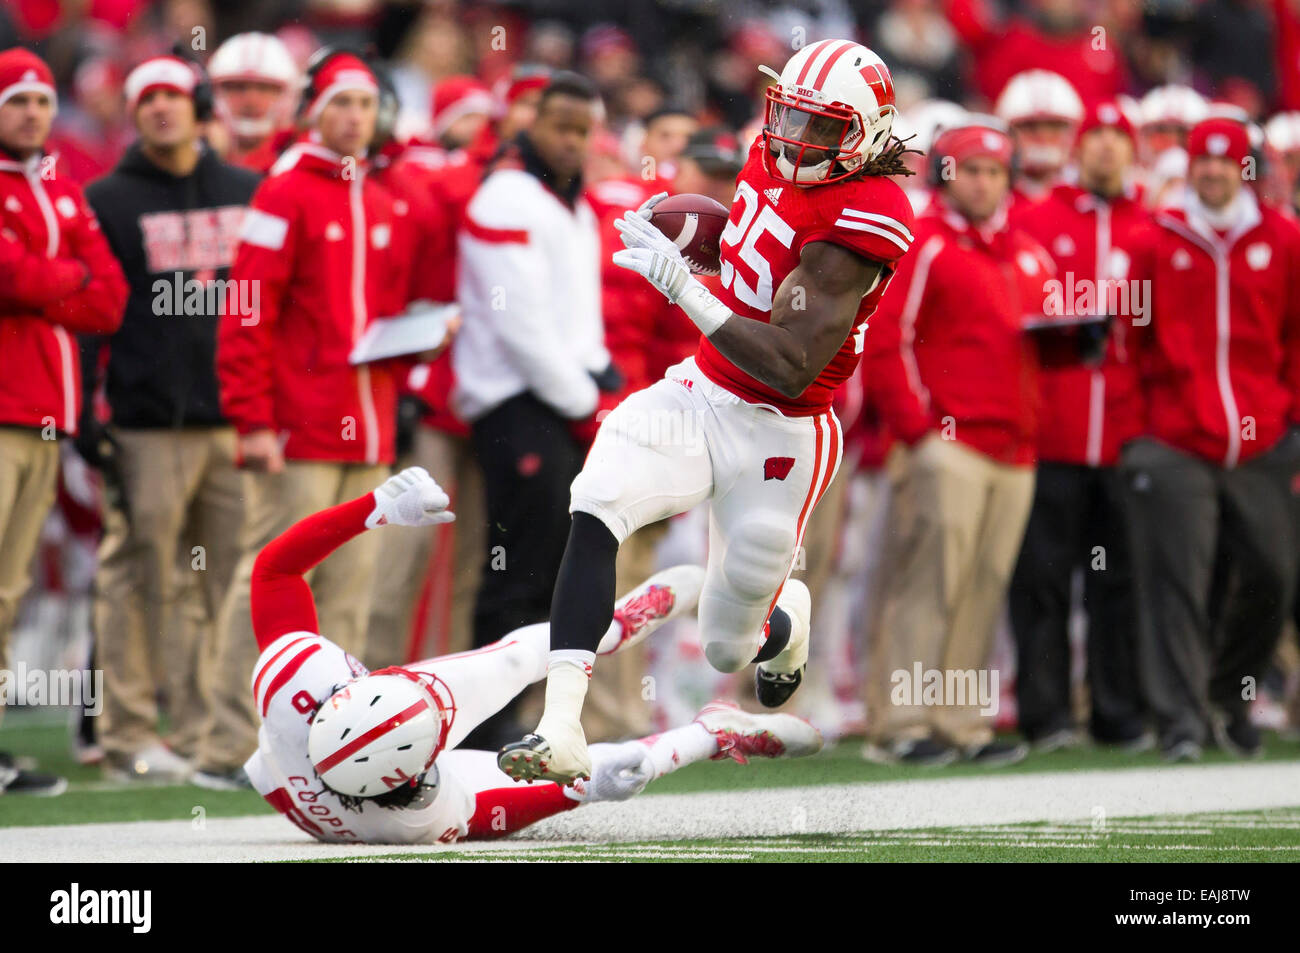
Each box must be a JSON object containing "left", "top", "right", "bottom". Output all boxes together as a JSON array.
[
  {"left": 365, "top": 466, "right": 456, "bottom": 529},
  {"left": 250, "top": 467, "right": 451, "bottom": 648}
]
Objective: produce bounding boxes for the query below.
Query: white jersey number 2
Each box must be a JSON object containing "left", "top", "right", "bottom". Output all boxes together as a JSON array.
[
  {"left": 719, "top": 181, "right": 879, "bottom": 355},
  {"left": 719, "top": 181, "right": 795, "bottom": 313}
]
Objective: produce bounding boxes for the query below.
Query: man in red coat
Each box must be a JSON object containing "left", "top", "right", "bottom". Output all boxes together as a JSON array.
[
  {"left": 0, "top": 48, "right": 127, "bottom": 796},
  {"left": 863, "top": 123, "right": 1053, "bottom": 767},
  {"left": 1009, "top": 102, "right": 1153, "bottom": 753},
  {"left": 1123, "top": 117, "right": 1300, "bottom": 761},
  {"left": 200, "top": 52, "right": 414, "bottom": 786}
]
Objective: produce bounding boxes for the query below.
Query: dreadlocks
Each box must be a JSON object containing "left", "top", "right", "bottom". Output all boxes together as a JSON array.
[{"left": 860, "top": 135, "right": 923, "bottom": 177}]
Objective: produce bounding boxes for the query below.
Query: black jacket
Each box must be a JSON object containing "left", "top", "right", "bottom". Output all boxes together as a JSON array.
[{"left": 83, "top": 143, "right": 259, "bottom": 428}]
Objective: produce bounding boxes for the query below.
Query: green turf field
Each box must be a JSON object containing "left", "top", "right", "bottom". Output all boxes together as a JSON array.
[
  {"left": 4, "top": 705, "right": 1300, "bottom": 828},
  {"left": 5, "top": 706, "right": 1300, "bottom": 863},
  {"left": 314, "top": 808, "right": 1300, "bottom": 862}
]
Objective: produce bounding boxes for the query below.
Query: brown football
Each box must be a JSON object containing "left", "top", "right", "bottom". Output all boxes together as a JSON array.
[{"left": 648, "top": 193, "right": 731, "bottom": 276}]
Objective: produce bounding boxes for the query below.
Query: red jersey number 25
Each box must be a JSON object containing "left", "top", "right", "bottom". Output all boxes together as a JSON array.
[
  {"left": 719, "top": 181, "right": 874, "bottom": 355},
  {"left": 719, "top": 181, "right": 794, "bottom": 313}
]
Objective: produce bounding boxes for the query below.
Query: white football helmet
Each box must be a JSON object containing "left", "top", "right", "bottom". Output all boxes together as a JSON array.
[
  {"left": 1138, "top": 85, "right": 1208, "bottom": 130},
  {"left": 893, "top": 98, "right": 968, "bottom": 154},
  {"left": 995, "top": 70, "right": 1083, "bottom": 174},
  {"left": 760, "top": 39, "right": 898, "bottom": 185},
  {"left": 307, "top": 667, "right": 453, "bottom": 798},
  {"left": 995, "top": 70, "right": 1084, "bottom": 126},
  {"left": 209, "top": 32, "right": 299, "bottom": 140},
  {"left": 1266, "top": 112, "right": 1300, "bottom": 153}
]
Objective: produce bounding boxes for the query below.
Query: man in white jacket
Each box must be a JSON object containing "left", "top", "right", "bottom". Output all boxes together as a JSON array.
[{"left": 453, "top": 73, "right": 617, "bottom": 747}]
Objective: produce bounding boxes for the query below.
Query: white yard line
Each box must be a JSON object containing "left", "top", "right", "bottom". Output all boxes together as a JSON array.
[{"left": 3, "top": 762, "right": 1299, "bottom": 862}]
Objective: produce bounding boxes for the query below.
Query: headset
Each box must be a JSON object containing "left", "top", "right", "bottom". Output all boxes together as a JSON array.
[
  {"left": 168, "top": 42, "right": 213, "bottom": 121},
  {"left": 297, "top": 47, "right": 394, "bottom": 115}
]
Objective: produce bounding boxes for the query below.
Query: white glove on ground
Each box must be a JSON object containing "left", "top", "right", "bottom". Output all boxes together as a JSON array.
[
  {"left": 366, "top": 466, "right": 455, "bottom": 529},
  {"left": 569, "top": 741, "right": 653, "bottom": 803}
]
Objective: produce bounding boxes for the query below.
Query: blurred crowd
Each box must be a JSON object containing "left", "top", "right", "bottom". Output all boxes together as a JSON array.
[{"left": 5, "top": 0, "right": 1300, "bottom": 796}]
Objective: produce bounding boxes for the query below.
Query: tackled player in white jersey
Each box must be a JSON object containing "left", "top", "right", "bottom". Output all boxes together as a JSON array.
[
  {"left": 500, "top": 40, "right": 918, "bottom": 785},
  {"left": 245, "top": 467, "right": 820, "bottom": 845}
]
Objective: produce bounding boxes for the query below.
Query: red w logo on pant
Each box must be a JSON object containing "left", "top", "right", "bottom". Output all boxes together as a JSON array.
[{"left": 764, "top": 456, "right": 796, "bottom": 481}]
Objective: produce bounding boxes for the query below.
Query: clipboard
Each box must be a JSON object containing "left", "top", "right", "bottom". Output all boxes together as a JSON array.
[{"left": 349, "top": 302, "right": 459, "bottom": 365}]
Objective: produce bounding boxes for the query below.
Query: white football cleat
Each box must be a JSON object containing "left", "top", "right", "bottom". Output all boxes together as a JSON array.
[
  {"left": 598, "top": 564, "right": 705, "bottom": 656},
  {"left": 755, "top": 578, "right": 811, "bottom": 708},
  {"left": 498, "top": 712, "right": 593, "bottom": 785},
  {"left": 694, "top": 700, "right": 823, "bottom": 765}
]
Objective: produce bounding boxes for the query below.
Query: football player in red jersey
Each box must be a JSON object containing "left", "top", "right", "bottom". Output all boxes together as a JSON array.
[{"left": 499, "top": 40, "right": 918, "bottom": 785}]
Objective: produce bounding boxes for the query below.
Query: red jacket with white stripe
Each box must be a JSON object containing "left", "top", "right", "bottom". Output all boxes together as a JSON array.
[
  {"left": 217, "top": 139, "right": 413, "bottom": 464},
  {"left": 1014, "top": 184, "right": 1150, "bottom": 466},
  {"left": 863, "top": 199, "right": 1054, "bottom": 466},
  {"left": 1127, "top": 189, "right": 1300, "bottom": 467},
  {"left": 0, "top": 152, "right": 126, "bottom": 434}
]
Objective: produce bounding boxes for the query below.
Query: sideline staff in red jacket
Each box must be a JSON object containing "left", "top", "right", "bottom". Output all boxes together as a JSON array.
[
  {"left": 1123, "top": 117, "right": 1300, "bottom": 761},
  {"left": 203, "top": 52, "right": 412, "bottom": 785},
  {"left": 863, "top": 123, "right": 1052, "bottom": 768},
  {"left": 1009, "top": 102, "right": 1152, "bottom": 752},
  {"left": 0, "top": 48, "right": 127, "bottom": 796}
]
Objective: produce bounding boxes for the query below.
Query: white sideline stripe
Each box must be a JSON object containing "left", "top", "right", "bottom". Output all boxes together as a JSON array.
[{"left": 3, "top": 762, "right": 1300, "bottom": 862}]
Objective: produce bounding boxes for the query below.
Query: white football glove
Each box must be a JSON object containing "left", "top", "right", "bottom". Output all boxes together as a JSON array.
[
  {"left": 569, "top": 741, "right": 653, "bottom": 803},
  {"left": 613, "top": 210, "right": 733, "bottom": 335},
  {"left": 632, "top": 190, "right": 669, "bottom": 221},
  {"left": 365, "top": 466, "right": 455, "bottom": 529},
  {"left": 611, "top": 246, "right": 693, "bottom": 303},
  {"left": 614, "top": 207, "right": 683, "bottom": 256}
]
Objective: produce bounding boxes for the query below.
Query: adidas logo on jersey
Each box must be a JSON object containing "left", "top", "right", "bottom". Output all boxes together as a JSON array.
[{"left": 764, "top": 187, "right": 783, "bottom": 206}]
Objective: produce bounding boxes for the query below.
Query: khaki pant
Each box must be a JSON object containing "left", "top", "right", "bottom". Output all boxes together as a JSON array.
[
  {"left": 196, "top": 460, "right": 388, "bottom": 773},
  {"left": 866, "top": 435, "right": 1034, "bottom": 748},
  {"left": 366, "top": 427, "right": 486, "bottom": 668},
  {"left": 581, "top": 520, "right": 668, "bottom": 741},
  {"left": 94, "top": 427, "right": 242, "bottom": 762},
  {"left": 0, "top": 428, "right": 59, "bottom": 729}
]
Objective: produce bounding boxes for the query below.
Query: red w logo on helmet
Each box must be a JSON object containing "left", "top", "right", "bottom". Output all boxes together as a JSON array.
[
  {"left": 858, "top": 61, "right": 894, "bottom": 108},
  {"left": 764, "top": 456, "right": 796, "bottom": 481}
]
